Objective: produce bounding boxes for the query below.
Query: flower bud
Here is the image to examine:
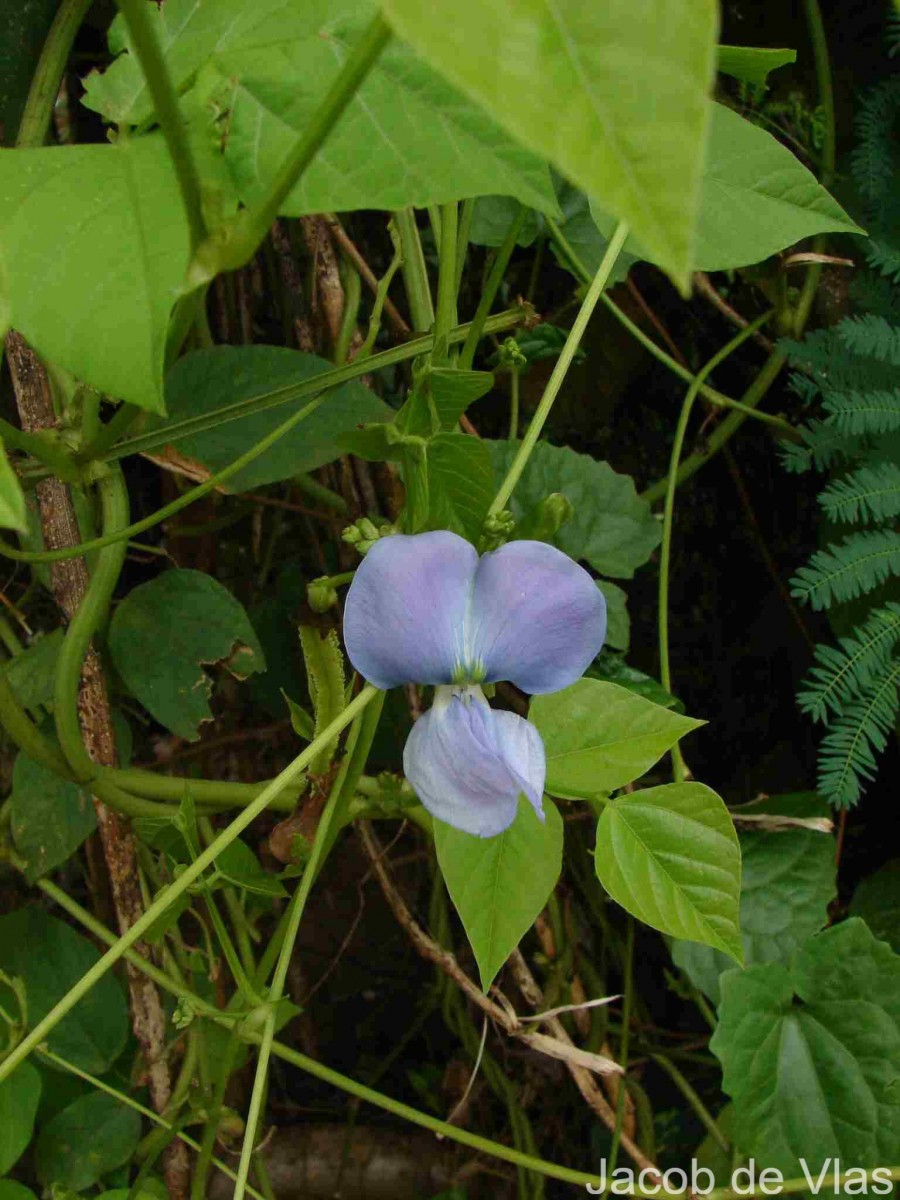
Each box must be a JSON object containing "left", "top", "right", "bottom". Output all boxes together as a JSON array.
[
  {"left": 528, "top": 492, "right": 574, "bottom": 542},
  {"left": 307, "top": 577, "right": 338, "bottom": 613}
]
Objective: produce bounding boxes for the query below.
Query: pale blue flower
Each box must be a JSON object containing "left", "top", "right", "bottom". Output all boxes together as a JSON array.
[{"left": 344, "top": 531, "right": 605, "bottom": 837}]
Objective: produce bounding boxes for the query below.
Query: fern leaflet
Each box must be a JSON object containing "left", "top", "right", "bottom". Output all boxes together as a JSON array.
[
  {"left": 818, "top": 460, "right": 900, "bottom": 523},
  {"left": 798, "top": 602, "right": 900, "bottom": 722},
  {"left": 817, "top": 661, "right": 900, "bottom": 806},
  {"left": 790, "top": 528, "right": 900, "bottom": 610}
]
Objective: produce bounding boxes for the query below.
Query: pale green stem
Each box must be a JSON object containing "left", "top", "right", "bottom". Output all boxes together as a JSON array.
[
  {"left": 489, "top": 221, "right": 629, "bottom": 517},
  {"left": 0, "top": 685, "right": 378, "bottom": 1083}
]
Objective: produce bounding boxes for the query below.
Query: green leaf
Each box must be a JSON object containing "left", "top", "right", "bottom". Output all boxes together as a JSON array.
[
  {"left": 435, "top": 797, "right": 563, "bottom": 988},
  {"left": 716, "top": 45, "right": 796, "bottom": 86},
  {"left": 0, "top": 0, "right": 58, "bottom": 142},
  {"left": 1, "top": 629, "right": 63, "bottom": 710},
  {"left": 0, "top": 438, "right": 26, "bottom": 534},
  {"left": 711, "top": 919, "right": 900, "bottom": 1174},
  {"left": 85, "top": 2, "right": 558, "bottom": 217},
  {"left": 420, "top": 433, "right": 493, "bottom": 542},
  {"left": 0, "top": 1183, "right": 36, "bottom": 1200},
  {"left": 672, "top": 794, "right": 836, "bottom": 1002},
  {"left": 0, "top": 134, "right": 190, "bottom": 411},
  {"left": 531, "top": 679, "right": 703, "bottom": 798},
  {"left": 596, "top": 581, "right": 629, "bottom": 652},
  {"left": 0, "top": 908, "right": 129, "bottom": 1073},
  {"left": 487, "top": 439, "right": 661, "bottom": 578},
  {"left": 851, "top": 858, "right": 900, "bottom": 952},
  {"left": 592, "top": 103, "right": 863, "bottom": 272},
  {"left": 381, "top": 0, "right": 719, "bottom": 287},
  {"left": 157, "top": 346, "right": 393, "bottom": 491},
  {"left": 595, "top": 782, "right": 742, "bottom": 960},
  {"left": 34, "top": 1092, "right": 142, "bottom": 1192},
  {"left": 109, "top": 569, "right": 265, "bottom": 740},
  {"left": 0, "top": 1061, "right": 41, "bottom": 1174},
  {"left": 215, "top": 839, "right": 287, "bottom": 898},
  {"left": 429, "top": 369, "right": 494, "bottom": 429},
  {"left": 586, "top": 652, "right": 681, "bottom": 711},
  {"left": 11, "top": 752, "right": 97, "bottom": 881}
]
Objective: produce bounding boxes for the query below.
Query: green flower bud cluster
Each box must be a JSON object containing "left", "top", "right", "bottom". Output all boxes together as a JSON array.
[
  {"left": 496, "top": 336, "right": 527, "bottom": 370},
  {"left": 479, "top": 509, "right": 516, "bottom": 552},
  {"left": 306, "top": 577, "right": 339, "bottom": 613},
  {"left": 341, "top": 517, "right": 396, "bottom": 555}
]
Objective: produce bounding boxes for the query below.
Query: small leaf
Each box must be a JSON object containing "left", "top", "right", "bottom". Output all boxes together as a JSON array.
[
  {"left": 531, "top": 679, "right": 703, "bottom": 798},
  {"left": 716, "top": 45, "right": 796, "bottom": 86},
  {"left": 0, "top": 1061, "right": 41, "bottom": 1174},
  {"left": 711, "top": 919, "right": 900, "bottom": 1173},
  {"left": 0, "top": 135, "right": 190, "bottom": 410},
  {"left": 34, "top": 1092, "right": 141, "bottom": 1191},
  {"left": 0, "top": 908, "right": 129, "bottom": 1073},
  {"left": 595, "top": 782, "right": 742, "bottom": 961},
  {"left": 11, "top": 751, "right": 97, "bottom": 881},
  {"left": 586, "top": 651, "right": 681, "bottom": 711},
  {"left": 215, "top": 839, "right": 287, "bottom": 897},
  {"left": 0, "top": 1183, "right": 37, "bottom": 1200},
  {"left": 487, "top": 440, "right": 661, "bottom": 578},
  {"left": 596, "top": 581, "right": 629, "bottom": 652},
  {"left": 435, "top": 797, "right": 563, "bottom": 989},
  {"left": 422, "top": 433, "right": 494, "bottom": 542},
  {"left": 429, "top": 369, "right": 494, "bottom": 429},
  {"left": 157, "top": 345, "right": 394, "bottom": 491},
  {"left": 0, "top": 438, "right": 27, "bottom": 534},
  {"left": 109, "top": 569, "right": 265, "bottom": 740},
  {"left": 672, "top": 793, "right": 836, "bottom": 1002},
  {"left": 2, "top": 629, "right": 63, "bottom": 711},
  {"left": 281, "top": 690, "right": 315, "bottom": 741},
  {"left": 381, "top": 0, "right": 718, "bottom": 286}
]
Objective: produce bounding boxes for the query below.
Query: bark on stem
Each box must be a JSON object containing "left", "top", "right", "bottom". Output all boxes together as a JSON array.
[{"left": 5, "top": 331, "right": 190, "bottom": 1200}]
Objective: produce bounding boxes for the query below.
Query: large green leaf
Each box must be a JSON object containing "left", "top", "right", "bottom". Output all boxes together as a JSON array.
[
  {"left": 592, "top": 103, "right": 862, "bottom": 272},
  {"left": 1, "top": 629, "right": 63, "bottom": 710},
  {"left": 531, "top": 679, "right": 703, "bottom": 798},
  {"left": 417, "top": 432, "right": 494, "bottom": 542},
  {"left": 851, "top": 858, "right": 900, "bottom": 952},
  {"left": 595, "top": 782, "right": 742, "bottom": 960},
  {"left": 711, "top": 919, "right": 900, "bottom": 1174},
  {"left": 381, "top": 0, "right": 718, "bottom": 287},
  {"left": 0, "top": 1061, "right": 41, "bottom": 1174},
  {"left": 108, "top": 569, "right": 265, "bottom": 740},
  {"left": 487, "top": 440, "right": 661, "bottom": 579},
  {"left": 0, "top": 134, "right": 189, "bottom": 411},
  {"left": 435, "top": 798, "right": 563, "bottom": 989},
  {"left": 672, "top": 794, "right": 836, "bottom": 1002},
  {"left": 84, "top": 0, "right": 558, "bottom": 217},
  {"left": 157, "top": 346, "right": 392, "bottom": 492},
  {"left": 0, "top": 909, "right": 129, "bottom": 1073},
  {"left": 34, "top": 1092, "right": 141, "bottom": 1192},
  {"left": 0, "top": 438, "right": 26, "bottom": 534},
  {"left": 11, "top": 752, "right": 97, "bottom": 881},
  {"left": 0, "top": 1184, "right": 36, "bottom": 1200}
]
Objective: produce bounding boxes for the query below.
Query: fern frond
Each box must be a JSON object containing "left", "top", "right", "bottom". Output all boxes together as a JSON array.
[
  {"left": 837, "top": 313, "right": 900, "bottom": 363},
  {"left": 779, "top": 419, "right": 870, "bottom": 474},
  {"left": 819, "top": 460, "right": 900, "bottom": 523},
  {"left": 790, "top": 528, "right": 900, "bottom": 610},
  {"left": 852, "top": 76, "right": 900, "bottom": 207},
  {"left": 822, "top": 387, "right": 900, "bottom": 434},
  {"left": 866, "top": 234, "right": 900, "bottom": 281},
  {"left": 798, "top": 602, "right": 900, "bottom": 721},
  {"left": 780, "top": 328, "right": 897, "bottom": 392},
  {"left": 816, "top": 659, "right": 900, "bottom": 806},
  {"left": 850, "top": 270, "right": 900, "bottom": 323}
]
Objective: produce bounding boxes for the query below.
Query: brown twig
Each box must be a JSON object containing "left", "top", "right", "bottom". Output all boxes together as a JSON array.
[
  {"left": 5, "top": 332, "right": 189, "bottom": 1200},
  {"left": 693, "top": 273, "right": 775, "bottom": 351},
  {"left": 325, "top": 214, "right": 411, "bottom": 336},
  {"left": 627, "top": 277, "right": 689, "bottom": 368}
]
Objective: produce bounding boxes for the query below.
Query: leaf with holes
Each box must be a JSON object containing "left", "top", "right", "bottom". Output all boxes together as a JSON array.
[
  {"left": 109, "top": 569, "right": 265, "bottom": 740},
  {"left": 711, "top": 919, "right": 900, "bottom": 1174},
  {"left": 531, "top": 679, "right": 703, "bottom": 798},
  {"left": 596, "top": 782, "right": 742, "bottom": 960},
  {"left": 435, "top": 797, "right": 563, "bottom": 988}
]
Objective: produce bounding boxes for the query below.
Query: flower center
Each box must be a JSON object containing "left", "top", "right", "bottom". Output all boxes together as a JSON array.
[{"left": 451, "top": 657, "right": 487, "bottom": 686}]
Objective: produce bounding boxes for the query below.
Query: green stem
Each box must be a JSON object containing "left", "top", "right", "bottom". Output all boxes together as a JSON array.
[
  {"left": 0, "top": 419, "right": 81, "bottom": 481},
  {"left": 333, "top": 259, "right": 361, "bottom": 366},
  {"left": 489, "top": 221, "right": 629, "bottom": 517},
  {"left": 508, "top": 367, "right": 520, "bottom": 440},
  {"left": 16, "top": 0, "right": 93, "bottom": 147},
  {"left": 77, "top": 403, "right": 142, "bottom": 464},
  {"left": 657, "top": 314, "right": 772, "bottom": 780},
  {"left": 459, "top": 207, "right": 527, "bottom": 371},
  {"left": 116, "top": 0, "right": 207, "bottom": 248},
  {"left": 1, "top": 391, "right": 338, "bottom": 566},
  {"left": 233, "top": 693, "right": 384, "bottom": 1200},
  {"left": 0, "top": 684, "right": 378, "bottom": 1084},
  {"left": 104, "top": 308, "right": 523, "bottom": 462},
  {"left": 37, "top": 1047, "right": 267, "bottom": 1200},
  {"left": 651, "top": 1053, "right": 729, "bottom": 1155},
  {"left": 434, "top": 201, "right": 459, "bottom": 354},
  {"left": 642, "top": 346, "right": 785, "bottom": 508},
  {"left": 455, "top": 198, "right": 474, "bottom": 294},
  {"left": 394, "top": 208, "right": 435, "bottom": 331},
  {"left": 802, "top": 0, "right": 836, "bottom": 186},
  {"left": 104, "top": 768, "right": 300, "bottom": 810},
  {"left": 53, "top": 467, "right": 129, "bottom": 779},
  {"left": 195, "top": 15, "right": 391, "bottom": 279},
  {"left": 0, "top": 661, "right": 71, "bottom": 776},
  {"left": 190, "top": 1032, "right": 243, "bottom": 1200}
]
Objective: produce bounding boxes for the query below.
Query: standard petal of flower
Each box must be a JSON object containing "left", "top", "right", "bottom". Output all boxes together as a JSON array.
[
  {"left": 343, "top": 531, "right": 478, "bottom": 688},
  {"left": 403, "top": 689, "right": 546, "bottom": 837},
  {"left": 469, "top": 540, "right": 606, "bottom": 694}
]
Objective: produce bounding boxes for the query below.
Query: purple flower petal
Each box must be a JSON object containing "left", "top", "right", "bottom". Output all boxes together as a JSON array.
[
  {"left": 403, "top": 686, "right": 546, "bottom": 837},
  {"left": 470, "top": 540, "right": 606, "bottom": 693},
  {"left": 344, "top": 532, "right": 478, "bottom": 688}
]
